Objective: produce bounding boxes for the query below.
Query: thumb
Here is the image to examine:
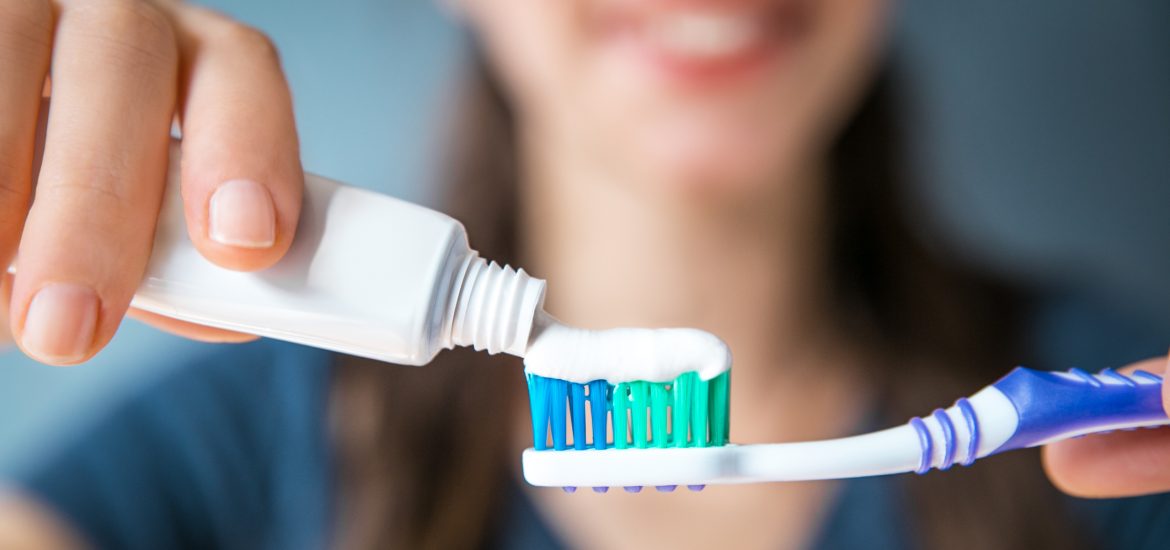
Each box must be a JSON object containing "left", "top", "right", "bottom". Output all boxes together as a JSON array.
[
  {"left": 1161, "top": 349, "right": 1170, "bottom": 417},
  {"left": 0, "top": 273, "right": 12, "bottom": 348}
]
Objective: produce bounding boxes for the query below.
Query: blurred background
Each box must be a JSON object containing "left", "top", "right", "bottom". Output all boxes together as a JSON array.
[{"left": 1, "top": 0, "right": 1167, "bottom": 476}]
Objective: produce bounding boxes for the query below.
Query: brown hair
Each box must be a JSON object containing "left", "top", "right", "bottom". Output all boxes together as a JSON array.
[{"left": 330, "top": 56, "right": 1085, "bottom": 549}]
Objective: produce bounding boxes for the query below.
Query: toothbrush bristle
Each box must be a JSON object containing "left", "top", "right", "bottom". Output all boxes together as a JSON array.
[{"left": 526, "top": 370, "right": 731, "bottom": 491}]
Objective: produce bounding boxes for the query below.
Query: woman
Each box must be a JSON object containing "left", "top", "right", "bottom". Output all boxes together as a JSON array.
[{"left": 1, "top": 0, "right": 1167, "bottom": 548}]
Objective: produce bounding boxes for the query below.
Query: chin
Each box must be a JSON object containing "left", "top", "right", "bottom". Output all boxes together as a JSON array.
[
  {"left": 641, "top": 153, "right": 788, "bottom": 198},
  {"left": 628, "top": 126, "right": 798, "bottom": 198}
]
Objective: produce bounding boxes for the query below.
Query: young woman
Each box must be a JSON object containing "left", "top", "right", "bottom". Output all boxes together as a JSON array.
[{"left": 1, "top": 0, "right": 1167, "bottom": 548}]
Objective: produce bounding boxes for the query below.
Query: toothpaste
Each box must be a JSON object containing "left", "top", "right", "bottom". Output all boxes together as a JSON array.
[{"left": 523, "top": 311, "right": 732, "bottom": 383}]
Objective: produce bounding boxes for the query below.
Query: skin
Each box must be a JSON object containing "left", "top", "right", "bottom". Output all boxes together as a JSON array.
[
  {"left": 0, "top": 492, "right": 88, "bottom": 550},
  {"left": 0, "top": 0, "right": 1165, "bottom": 547}
]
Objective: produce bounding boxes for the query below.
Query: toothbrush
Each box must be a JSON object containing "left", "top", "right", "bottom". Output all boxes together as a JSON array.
[{"left": 522, "top": 366, "right": 1170, "bottom": 492}]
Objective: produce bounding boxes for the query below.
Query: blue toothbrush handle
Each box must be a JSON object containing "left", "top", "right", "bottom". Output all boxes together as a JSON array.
[
  {"left": 987, "top": 367, "right": 1169, "bottom": 453},
  {"left": 907, "top": 367, "right": 1170, "bottom": 474}
]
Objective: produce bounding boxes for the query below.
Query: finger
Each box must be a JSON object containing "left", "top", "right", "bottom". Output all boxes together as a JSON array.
[
  {"left": 1043, "top": 357, "right": 1170, "bottom": 498},
  {"left": 0, "top": 0, "right": 53, "bottom": 268},
  {"left": 1162, "top": 350, "right": 1170, "bottom": 416},
  {"left": 168, "top": 5, "right": 302, "bottom": 271},
  {"left": 1, "top": 272, "right": 13, "bottom": 347},
  {"left": 10, "top": 0, "right": 179, "bottom": 365},
  {"left": 127, "top": 307, "right": 258, "bottom": 343},
  {"left": 1044, "top": 428, "right": 1170, "bottom": 498}
]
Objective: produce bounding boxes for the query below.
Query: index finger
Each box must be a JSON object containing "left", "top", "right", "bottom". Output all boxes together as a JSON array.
[{"left": 169, "top": 5, "right": 302, "bottom": 271}]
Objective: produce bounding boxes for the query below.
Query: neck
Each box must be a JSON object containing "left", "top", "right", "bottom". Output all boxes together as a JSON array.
[{"left": 517, "top": 127, "right": 865, "bottom": 443}]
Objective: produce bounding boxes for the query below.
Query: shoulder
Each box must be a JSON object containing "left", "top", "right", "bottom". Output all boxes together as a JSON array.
[{"left": 1027, "top": 291, "right": 1170, "bottom": 548}]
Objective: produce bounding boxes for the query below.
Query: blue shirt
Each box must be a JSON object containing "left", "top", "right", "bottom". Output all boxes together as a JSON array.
[{"left": 16, "top": 342, "right": 334, "bottom": 550}]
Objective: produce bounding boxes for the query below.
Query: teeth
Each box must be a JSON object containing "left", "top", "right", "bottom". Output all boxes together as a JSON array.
[{"left": 646, "top": 13, "right": 760, "bottom": 58}]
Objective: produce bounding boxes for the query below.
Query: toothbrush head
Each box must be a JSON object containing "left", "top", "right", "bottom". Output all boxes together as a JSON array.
[{"left": 523, "top": 370, "right": 730, "bottom": 492}]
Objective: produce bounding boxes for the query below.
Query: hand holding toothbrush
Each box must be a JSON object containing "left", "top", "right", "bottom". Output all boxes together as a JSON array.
[
  {"left": 524, "top": 353, "right": 1170, "bottom": 494},
  {"left": 1044, "top": 354, "right": 1170, "bottom": 498},
  {"left": 1, "top": 1, "right": 304, "bottom": 364}
]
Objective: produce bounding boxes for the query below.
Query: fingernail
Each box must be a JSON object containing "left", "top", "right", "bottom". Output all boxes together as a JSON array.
[
  {"left": 209, "top": 179, "right": 276, "bottom": 248},
  {"left": 21, "top": 283, "right": 99, "bottom": 364}
]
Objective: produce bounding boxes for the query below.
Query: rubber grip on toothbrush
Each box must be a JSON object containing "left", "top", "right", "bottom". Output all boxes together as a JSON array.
[{"left": 989, "top": 367, "right": 1168, "bottom": 454}]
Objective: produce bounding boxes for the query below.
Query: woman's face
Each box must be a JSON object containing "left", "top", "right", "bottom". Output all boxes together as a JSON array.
[{"left": 462, "top": 0, "right": 889, "bottom": 193}]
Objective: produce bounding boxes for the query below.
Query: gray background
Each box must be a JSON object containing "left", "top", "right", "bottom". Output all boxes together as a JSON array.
[{"left": 1, "top": 0, "right": 1167, "bottom": 473}]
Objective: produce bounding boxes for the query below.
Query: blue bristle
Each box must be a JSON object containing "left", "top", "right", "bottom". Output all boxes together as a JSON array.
[
  {"left": 528, "top": 375, "right": 550, "bottom": 451},
  {"left": 550, "top": 378, "right": 569, "bottom": 450},
  {"left": 589, "top": 380, "right": 608, "bottom": 450},
  {"left": 570, "top": 383, "right": 587, "bottom": 450}
]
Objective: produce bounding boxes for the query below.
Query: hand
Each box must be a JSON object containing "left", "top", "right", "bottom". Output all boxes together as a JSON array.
[
  {"left": 1, "top": 0, "right": 303, "bottom": 364},
  {"left": 1044, "top": 353, "right": 1170, "bottom": 497}
]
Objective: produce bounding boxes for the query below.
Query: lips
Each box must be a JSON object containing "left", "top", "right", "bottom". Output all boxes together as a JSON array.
[
  {"left": 645, "top": 12, "right": 763, "bottom": 59},
  {"left": 596, "top": 0, "right": 808, "bottom": 83}
]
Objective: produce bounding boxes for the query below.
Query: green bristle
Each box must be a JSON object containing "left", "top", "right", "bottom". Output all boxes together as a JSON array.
[
  {"left": 691, "top": 377, "right": 711, "bottom": 446},
  {"left": 671, "top": 373, "right": 695, "bottom": 447},
  {"left": 629, "top": 382, "right": 650, "bottom": 448},
  {"left": 650, "top": 383, "right": 670, "bottom": 447},
  {"left": 709, "top": 371, "right": 730, "bottom": 445}
]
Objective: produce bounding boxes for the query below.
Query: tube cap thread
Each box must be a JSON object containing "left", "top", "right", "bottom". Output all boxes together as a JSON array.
[{"left": 450, "top": 257, "right": 545, "bottom": 356}]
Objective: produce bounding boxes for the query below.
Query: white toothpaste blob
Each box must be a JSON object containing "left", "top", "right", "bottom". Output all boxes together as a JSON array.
[{"left": 522, "top": 312, "right": 732, "bottom": 384}]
